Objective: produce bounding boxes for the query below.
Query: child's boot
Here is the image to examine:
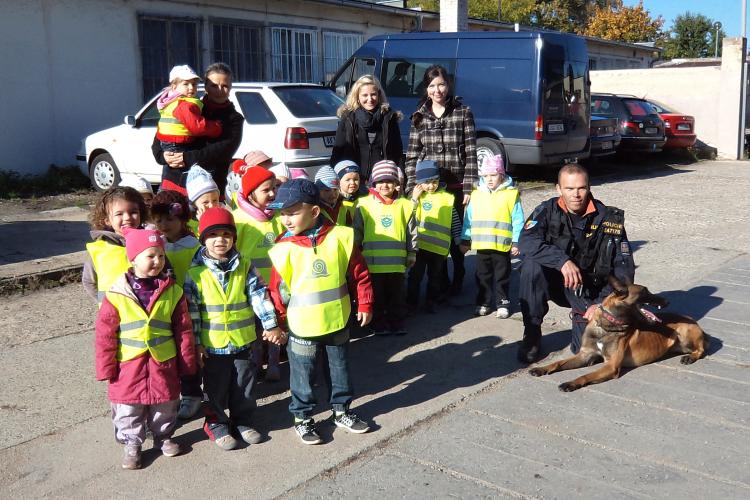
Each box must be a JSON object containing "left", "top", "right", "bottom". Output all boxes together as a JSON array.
[
  {"left": 121, "top": 444, "right": 142, "bottom": 470},
  {"left": 265, "top": 343, "right": 281, "bottom": 381}
]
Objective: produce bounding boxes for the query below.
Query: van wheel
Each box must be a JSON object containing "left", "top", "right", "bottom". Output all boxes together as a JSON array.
[
  {"left": 90, "top": 153, "right": 120, "bottom": 191},
  {"left": 476, "top": 138, "right": 513, "bottom": 174}
]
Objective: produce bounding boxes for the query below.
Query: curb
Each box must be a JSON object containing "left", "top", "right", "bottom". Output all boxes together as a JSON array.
[{"left": 0, "top": 263, "right": 84, "bottom": 297}]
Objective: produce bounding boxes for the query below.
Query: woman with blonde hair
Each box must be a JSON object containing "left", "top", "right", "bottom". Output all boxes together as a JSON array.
[{"left": 331, "top": 75, "right": 403, "bottom": 184}]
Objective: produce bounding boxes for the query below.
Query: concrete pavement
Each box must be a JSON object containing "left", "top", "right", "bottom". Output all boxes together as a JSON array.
[{"left": 0, "top": 160, "right": 748, "bottom": 498}]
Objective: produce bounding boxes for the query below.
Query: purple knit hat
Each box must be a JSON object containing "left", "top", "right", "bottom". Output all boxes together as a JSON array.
[{"left": 479, "top": 155, "right": 505, "bottom": 176}]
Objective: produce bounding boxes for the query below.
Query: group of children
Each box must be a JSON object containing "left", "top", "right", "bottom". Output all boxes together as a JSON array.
[{"left": 89, "top": 109, "right": 523, "bottom": 468}]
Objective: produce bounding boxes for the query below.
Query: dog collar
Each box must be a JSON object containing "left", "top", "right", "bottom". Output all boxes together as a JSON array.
[{"left": 598, "top": 305, "right": 628, "bottom": 326}]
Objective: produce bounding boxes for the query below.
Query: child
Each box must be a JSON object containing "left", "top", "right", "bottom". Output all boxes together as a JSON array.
[
  {"left": 185, "top": 165, "right": 222, "bottom": 234},
  {"left": 460, "top": 155, "right": 523, "bottom": 318},
  {"left": 407, "top": 160, "right": 462, "bottom": 313},
  {"left": 269, "top": 163, "right": 291, "bottom": 187},
  {"left": 315, "top": 165, "right": 353, "bottom": 226},
  {"left": 156, "top": 65, "right": 222, "bottom": 192},
  {"left": 95, "top": 227, "right": 197, "bottom": 470},
  {"left": 119, "top": 175, "right": 154, "bottom": 207},
  {"left": 234, "top": 166, "right": 285, "bottom": 381},
  {"left": 150, "top": 190, "right": 204, "bottom": 419},
  {"left": 83, "top": 186, "right": 147, "bottom": 304},
  {"left": 334, "top": 160, "right": 364, "bottom": 220},
  {"left": 353, "top": 160, "right": 416, "bottom": 335},
  {"left": 184, "top": 207, "right": 284, "bottom": 451},
  {"left": 268, "top": 179, "right": 373, "bottom": 444},
  {"left": 225, "top": 151, "right": 273, "bottom": 207}
]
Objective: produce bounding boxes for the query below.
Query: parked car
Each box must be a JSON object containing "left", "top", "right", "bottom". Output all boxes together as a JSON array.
[
  {"left": 646, "top": 100, "right": 697, "bottom": 149},
  {"left": 588, "top": 115, "right": 621, "bottom": 158},
  {"left": 78, "top": 83, "right": 343, "bottom": 191},
  {"left": 591, "top": 94, "right": 666, "bottom": 153},
  {"left": 329, "top": 31, "right": 591, "bottom": 172}
]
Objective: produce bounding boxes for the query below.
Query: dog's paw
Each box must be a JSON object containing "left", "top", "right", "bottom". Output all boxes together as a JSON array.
[
  {"left": 680, "top": 354, "right": 696, "bottom": 365},
  {"left": 558, "top": 381, "right": 579, "bottom": 392},
  {"left": 529, "top": 367, "right": 546, "bottom": 377}
]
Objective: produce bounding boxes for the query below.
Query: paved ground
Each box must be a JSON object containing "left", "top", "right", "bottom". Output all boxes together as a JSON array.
[{"left": 0, "top": 160, "right": 748, "bottom": 499}]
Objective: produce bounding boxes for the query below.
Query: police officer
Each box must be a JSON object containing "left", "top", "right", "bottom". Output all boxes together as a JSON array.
[{"left": 517, "top": 164, "right": 635, "bottom": 364}]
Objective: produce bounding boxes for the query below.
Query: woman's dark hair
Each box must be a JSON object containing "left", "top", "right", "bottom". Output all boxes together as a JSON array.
[
  {"left": 419, "top": 65, "right": 453, "bottom": 105},
  {"left": 205, "top": 62, "right": 232, "bottom": 80}
]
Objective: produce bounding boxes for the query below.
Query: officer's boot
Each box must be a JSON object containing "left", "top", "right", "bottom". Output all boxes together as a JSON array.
[{"left": 517, "top": 324, "right": 542, "bottom": 364}]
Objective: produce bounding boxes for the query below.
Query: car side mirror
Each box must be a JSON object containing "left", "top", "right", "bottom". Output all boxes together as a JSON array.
[{"left": 124, "top": 115, "right": 136, "bottom": 126}]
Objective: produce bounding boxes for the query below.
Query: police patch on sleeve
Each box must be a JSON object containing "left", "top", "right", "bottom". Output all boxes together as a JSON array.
[
  {"left": 620, "top": 241, "right": 631, "bottom": 255},
  {"left": 524, "top": 220, "right": 538, "bottom": 230}
]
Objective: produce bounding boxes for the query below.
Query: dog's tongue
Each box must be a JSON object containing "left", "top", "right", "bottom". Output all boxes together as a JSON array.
[{"left": 639, "top": 307, "right": 661, "bottom": 323}]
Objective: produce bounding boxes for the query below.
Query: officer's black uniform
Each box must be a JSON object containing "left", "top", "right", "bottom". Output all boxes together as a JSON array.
[{"left": 518, "top": 196, "right": 635, "bottom": 357}]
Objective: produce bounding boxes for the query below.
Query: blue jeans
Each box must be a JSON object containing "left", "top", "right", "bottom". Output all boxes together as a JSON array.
[{"left": 286, "top": 328, "right": 352, "bottom": 420}]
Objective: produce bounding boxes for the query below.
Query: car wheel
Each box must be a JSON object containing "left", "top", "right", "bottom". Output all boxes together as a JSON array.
[
  {"left": 476, "top": 138, "right": 513, "bottom": 174},
  {"left": 90, "top": 153, "right": 120, "bottom": 191}
]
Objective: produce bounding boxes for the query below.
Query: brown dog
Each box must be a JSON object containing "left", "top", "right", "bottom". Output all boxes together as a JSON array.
[{"left": 529, "top": 276, "right": 708, "bottom": 392}]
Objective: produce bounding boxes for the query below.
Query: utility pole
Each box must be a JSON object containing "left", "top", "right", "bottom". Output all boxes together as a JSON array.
[
  {"left": 498, "top": 0, "right": 502, "bottom": 21},
  {"left": 714, "top": 21, "right": 722, "bottom": 57},
  {"left": 740, "top": 0, "right": 748, "bottom": 159}
]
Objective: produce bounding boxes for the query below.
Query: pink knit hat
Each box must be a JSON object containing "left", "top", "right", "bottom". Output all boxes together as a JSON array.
[
  {"left": 479, "top": 155, "right": 505, "bottom": 176},
  {"left": 289, "top": 168, "right": 310, "bottom": 180},
  {"left": 123, "top": 227, "right": 165, "bottom": 261}
]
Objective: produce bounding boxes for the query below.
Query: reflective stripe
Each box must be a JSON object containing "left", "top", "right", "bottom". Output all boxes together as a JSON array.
[
  {"left": 200, "top": 302, "right": 250, "bottom": 313},
  {"left": 362, "top": 241, "right": 405, "bottom": 251},
  {"left": 252, "top": 258, "right": 272, "bottom": 269},
  {"left": 148, "top": 319, "right": 172, "bottom": 330},
  {"left": 472, "top": 235, "right": 513, "bottom": 246},
  {"left": 206, "top": 317, "right": 255, "bottom": 331},
  {"left": 159, "top": 117, "right": 180, "bottom": 124},
  {"left": 419, "top": 220, "right": 451, "bottom": 235},
  {"left": 120, "top": 318, "right": 172, "bottom": 331},
  {"left": 473, "top": 220, "right": 513, "bottom": 231},
  {"left": 365, "top": 255, "right": 405, "bottom": 266},
  {"left": 119, "top": 336, "right": 174, "bottom": 348},
  {"left": 289, "top": 283, "right": 348, "bottom": 308},
  {"left": 418, "top": 233, "right": 450, "bottom": 250}
]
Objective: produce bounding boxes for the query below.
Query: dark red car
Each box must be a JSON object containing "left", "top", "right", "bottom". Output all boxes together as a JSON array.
[{"left": 647, "top": 100, "right": 697, "bottom": 149}]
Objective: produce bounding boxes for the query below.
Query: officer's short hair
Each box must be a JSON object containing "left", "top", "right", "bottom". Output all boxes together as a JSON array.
[{"left": 557, "top": 163, "right": 589, "bottom": 186}]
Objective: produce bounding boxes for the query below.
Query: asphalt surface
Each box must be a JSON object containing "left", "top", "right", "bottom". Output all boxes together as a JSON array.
[{"left": 0, "top": 159, "right": 748, "bottom": 499}]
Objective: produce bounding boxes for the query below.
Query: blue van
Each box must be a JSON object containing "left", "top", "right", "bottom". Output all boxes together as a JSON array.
[{"left": 328, "top": 31, "right": 590, "bottom": 170}]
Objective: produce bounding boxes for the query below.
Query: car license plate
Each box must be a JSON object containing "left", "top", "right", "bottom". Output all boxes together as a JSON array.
[
  {"left": 645, "top": 127, "right": 658, "bottom": 134},
  {"left": 323, "top": 135, "right": 335, "bottom": 147},
  {"left": 601, "top": 141, "right": 613, "bottom": 150},
  {"left": 677, "top": 123, "right": 691, "bottom": 131},
  {"left": 547, "top": 123, "right": 564, "bottom": 133}
]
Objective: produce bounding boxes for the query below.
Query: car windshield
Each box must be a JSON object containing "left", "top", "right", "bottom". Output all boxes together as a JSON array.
[
  {"left": 272, "top": 87, "right": 343, "bottom": 118},
  {"left": 623, "top": 99, "right": 656, "bottom": 117}
]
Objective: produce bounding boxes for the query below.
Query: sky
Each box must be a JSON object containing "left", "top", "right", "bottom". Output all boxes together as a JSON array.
[{"left": 625, "top": 0, "right": 749, "bottom": 37}]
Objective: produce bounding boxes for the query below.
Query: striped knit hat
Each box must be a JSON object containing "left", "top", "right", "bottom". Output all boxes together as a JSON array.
[
  {"left": 333, "top": 160, "right": 360, "bottom": 179},
  {"left": 314, "top": 165, "right": 339, "bottom": 189},
  {"left": 369, "top": 160, "right": 400, "bottom": 186}
]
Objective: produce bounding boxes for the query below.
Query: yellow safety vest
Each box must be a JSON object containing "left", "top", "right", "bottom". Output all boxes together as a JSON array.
[
  {"left": 166, "top": 244, "right": 199, "bottom": 286},
  {"left": 86, "top": 240, "right": 131, "bottom": 305},
  {"left": 469, "top": 187, "right": 518, "bottom": 252},
  {"left": 415, "top": 190, "right": 454, "bottom": 257},
  {"left": 187, "top": 218, "right": 199, "bottom": 235},
  {"left": 321, "top": 203, "right": 353, "bottom": 227},
  {"left": 357, "top": 195, "right": 413, "bottom": 273},
  {"left": 157, "top": 97, "right": 204, "bottom": 137},
  {"left": 187, "top": 257, "right": 256, "bottom": 349},
  {"left": 268, "top": 226, "right": 353, "bottom": 338},
  {"left": 105, "top": 284, "right": 181, "bottom": 362},
  {"left": 233, "top": 210, "right": 283, "bottom": 283}
]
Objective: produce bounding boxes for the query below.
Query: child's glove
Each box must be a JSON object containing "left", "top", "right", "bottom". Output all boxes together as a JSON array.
[{"left": 510, "top": 245, "right": 520, "bottom": 257}]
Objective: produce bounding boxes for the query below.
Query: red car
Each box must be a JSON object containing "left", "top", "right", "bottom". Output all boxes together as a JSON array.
[{"left": 647, "top": 100, "right": 697, "bottom": 149}]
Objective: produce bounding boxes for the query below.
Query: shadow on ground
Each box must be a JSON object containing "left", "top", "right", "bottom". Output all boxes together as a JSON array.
[{"left": 0, "top": 220, "right": 90, "bottom": 264}]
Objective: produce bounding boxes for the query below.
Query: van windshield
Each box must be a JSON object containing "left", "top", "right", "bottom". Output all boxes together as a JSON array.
[{"left": 273, "top": 87, "right": 343, "bottom": 118}]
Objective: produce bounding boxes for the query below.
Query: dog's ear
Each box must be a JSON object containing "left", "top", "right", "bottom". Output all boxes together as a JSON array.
[{"left": 608, "top": 274, "right": 628, "bottom": 293}]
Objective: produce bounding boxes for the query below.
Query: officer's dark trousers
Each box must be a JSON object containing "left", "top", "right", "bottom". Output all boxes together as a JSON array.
[
  {"left": 475, "top": 249, "right": 511, "bottom": 307},
  {"left": 518, "top": 258, "right": 593, "bottom": 354},
  {"left": 203, "top": 348, "right": 257, "bottom": 432}
]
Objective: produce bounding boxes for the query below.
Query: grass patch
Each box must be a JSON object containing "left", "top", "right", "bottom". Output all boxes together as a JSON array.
[{"left": 0, "top": 165, "right": 92, "bottom": 199}]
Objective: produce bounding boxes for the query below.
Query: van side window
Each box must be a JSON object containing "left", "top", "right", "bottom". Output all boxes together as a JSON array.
[
  {"left": 331, "top": 57, "right": 375, "bottom": 98},
  {"left": 382, "top": 59, "right": 455, "bottom": 98}
]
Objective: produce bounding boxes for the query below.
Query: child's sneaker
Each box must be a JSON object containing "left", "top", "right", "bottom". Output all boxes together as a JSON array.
[
  {"left": 294, "top": 418, "right": 323, "bottom": 445},
  {"left": 475, "top": 305, "right": 492, "bottom": 316},
  {"left": 177, "top": 396, "right": 202, "bottom": 419},
  {"left": 155, "top": 438, "right": 181, "bottom": 457},
  {"left": 496, "top": 300, "right": 511, "bottom": 319},
  {"left": 121, "top": 444, "right": 142, "bottom": 470},
  {"left": 215, "top": 434, "right": 238, "bottom": 451},
  {"left": 332, "top": 411, "right": 370, "bottom": 434},
  {"left": 237, "top": 425, "right": 263, "bottom": 445}
]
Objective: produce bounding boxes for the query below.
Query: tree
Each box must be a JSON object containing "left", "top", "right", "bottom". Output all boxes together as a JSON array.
[
  {"left": 663, "top": 12, "right": 715, "bottom": 59},
  {"left": 582, "top": 1, "right": 664, "bottom": 43}
]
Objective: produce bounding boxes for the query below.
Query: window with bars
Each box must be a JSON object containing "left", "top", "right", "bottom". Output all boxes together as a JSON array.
[
  {"left": 138, "top": 16, "right": 200, "bottom": 99},
  {"left": 211, "top": 21, "right": 265, "bottom": 81},
  {"left": 323, "top": 32, "right": 363, "bottom": 82},
  {"left": 271, "top": 27, "right": 319, "bottom": 83}
]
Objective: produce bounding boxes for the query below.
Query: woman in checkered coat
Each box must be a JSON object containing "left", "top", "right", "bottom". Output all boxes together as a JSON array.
[{"left": 405, "top": 65, "right": 478, "bottom": 294}]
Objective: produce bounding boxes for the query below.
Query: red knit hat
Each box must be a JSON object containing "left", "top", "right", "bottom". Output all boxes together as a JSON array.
[
  {"left": 198, "top": 207, "right": 236, "bottom": 243},
  {"left": 241, "top": 166, "right": 275, "bottom": 196},
  {"left": 123, "top": 227, "right": 165, "bottom": 261}
]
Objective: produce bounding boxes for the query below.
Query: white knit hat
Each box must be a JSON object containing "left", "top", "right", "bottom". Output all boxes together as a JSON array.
[{"left": 185, "top": 165, "right": 218, "bottom": 203}]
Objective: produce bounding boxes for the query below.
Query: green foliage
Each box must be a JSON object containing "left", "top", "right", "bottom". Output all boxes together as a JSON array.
[
  {"left": 662, "top": 12, "right": 720, "bottom": 59},
  {"left": 0, "top": 165, "right": 91, "bottom": 199}
]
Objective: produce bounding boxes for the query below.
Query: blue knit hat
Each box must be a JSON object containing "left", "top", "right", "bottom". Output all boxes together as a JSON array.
[
  {"left": 415, "top": 160, "right": 440, "bottom": 183},
  {"left": 333, "top": 160, "right": 360, "bottom": 179},
  {"left": 314, "top": 165, "right": 339, "bottom": 189}
]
